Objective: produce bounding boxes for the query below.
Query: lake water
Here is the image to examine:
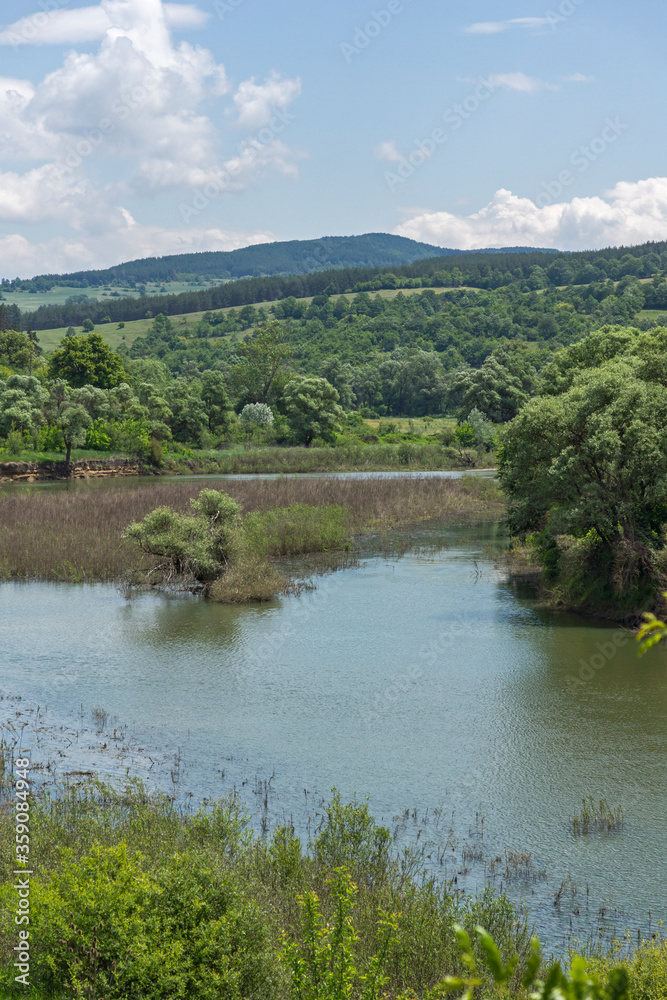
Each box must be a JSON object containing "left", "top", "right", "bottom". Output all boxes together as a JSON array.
[{"left": 1, "top": 481, "right": 666, "bottom": 948}]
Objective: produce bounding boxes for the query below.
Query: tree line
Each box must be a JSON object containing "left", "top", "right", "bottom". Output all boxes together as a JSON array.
[
  {"left": 11, "top": 238, "right": 667, "bottom": 332},
  {"left": 0, "top": 328, "right": 349, "bottom": 466}
]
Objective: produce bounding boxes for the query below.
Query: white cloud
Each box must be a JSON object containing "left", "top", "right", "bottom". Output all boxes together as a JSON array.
[
  {"left": 394, "top": 179, "right": 667, "bottom": 252},
  {"left": 0, "top": 3, "right": 208, "bottom": 46},
  {"left": 0, "top": 224, "right": 276, "bottom": 279},
  {"left": 463, "top": 17, "right": 553, "bottom": 35},
  {"left": 562, "top": 72, "right": 594, "bottom": 83},
  {"left": 374, "top": 140, "right": 403, "bottom": 163},
  {"left": 232, "top": 72, "right": 302, "bottom": 129},
  {"left": 163, "top": 4, "right": 210, "bottom": 29},
  {"left": 487, "top": 72, "right": 557, "bottom": 93},
  {"left": 0, "top": 0, "right": 302, "bottom": 275},
  {"left": 0, "top": 165, "right": 87, "bottom": 224}
]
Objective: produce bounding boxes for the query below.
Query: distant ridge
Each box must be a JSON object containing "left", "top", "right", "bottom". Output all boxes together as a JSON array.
[{"left": 12, "top": 234, "right": 558, "bottom": 288}]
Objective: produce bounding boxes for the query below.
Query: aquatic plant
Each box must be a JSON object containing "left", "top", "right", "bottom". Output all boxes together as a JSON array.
[
  {"left": 0, "top": 475, "right": 503, "bottom": 583},
  {"left": 571, "top": 799, "right": 625, "bottom": 836}
]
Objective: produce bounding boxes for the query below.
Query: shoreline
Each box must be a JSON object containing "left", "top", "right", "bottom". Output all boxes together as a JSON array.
[
  {"left": 0, "top": 453, "right": 496, "bottom": 484},
  {"left": 0, "top": 682, "right": 659, "bottom": 956}
]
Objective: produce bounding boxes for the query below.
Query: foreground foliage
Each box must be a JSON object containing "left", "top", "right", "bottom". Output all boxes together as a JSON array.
[{"left": 0, "top": 783, "right": 663, "bottom": 999}]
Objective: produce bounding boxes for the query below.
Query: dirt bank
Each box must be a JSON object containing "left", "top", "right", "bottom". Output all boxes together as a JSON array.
[{"left": 0, "top": 457, "right": 151, "bottom": 482}]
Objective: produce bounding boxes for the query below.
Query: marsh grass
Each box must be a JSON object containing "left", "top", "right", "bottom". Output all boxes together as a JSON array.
[
  {"left": 209, "top": 556, "right": 288, "bottom": 603},
  {"left": 244, "top": 503, "right": 350, "bottom": 558},
  {"left": 0, "top": 475, "right": 503, "bottom": 583},
  {"left": 580, "top": 932, "right": 667, "bottom": 999},
  {"left": 571, "top": 798, "right": 625, "bottom": 836},
  {"left": 0, "top": 782, "right": 532, "bottom": 1000},
  {"left": 164, "top": 442, "right": 483, "bottom": 475}
]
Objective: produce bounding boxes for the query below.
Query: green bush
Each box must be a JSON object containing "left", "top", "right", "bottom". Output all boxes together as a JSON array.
[
  {"left": 586, "top": 937, "right": 667, "bottom": 1000},
  {"left": 10, "top": 843, "right": 278, "bottom": 1000},
  {"left": 244, "top": 503, "right": 350, "bottom": 558},
  {"left": 1, "top": 783, "right": 658, "bottom": 1000},
  {"left": 125, "top": 489, "right": 243, "bottom": 583}
]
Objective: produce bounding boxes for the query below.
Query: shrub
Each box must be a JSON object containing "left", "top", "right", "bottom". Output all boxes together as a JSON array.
[
  {"left": 17, "top": 843, "right": 279, "bottom": 1000},
  {"left": 209, "top": 556, "right": 286, "bottom": 603},
  {"left": 586, "top": 936, "right": 667, "bottom": 1000},
  {"left": 467, "top": 407, "right": 495, "bottom": 449},
  {"left": 125, "top": 489, "right": 243, "bottom": 584},
  {"left": 239, "top": 402, "right": 274, "bottom": 428},
  {"left": 85, "top": 416, "right": 113, "bottom": 451},
  {"left": 244, "top": 503, "right": 350, "bottom": 558}
]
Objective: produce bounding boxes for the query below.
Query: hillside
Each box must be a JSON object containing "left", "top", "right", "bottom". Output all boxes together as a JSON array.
[
  {"left": 10, "top": 238, "right": 667, "bottom": 333},
  {"left": 1, "top": 234, "right": 557, "bottom": 293}
]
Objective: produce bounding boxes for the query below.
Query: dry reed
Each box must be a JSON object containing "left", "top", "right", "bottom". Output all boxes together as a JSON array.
[{"left": 0, "top": 475, "right": 503, "bottom": 582}]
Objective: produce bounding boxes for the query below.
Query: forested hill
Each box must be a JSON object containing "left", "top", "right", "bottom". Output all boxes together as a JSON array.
[
  {"left": 6, "top": 235, "right": 452, "bottom": 289},
  {"left": 3, "top": 234, "right": 555, "bottom": 291},
  {"left": 13, "top": 238, "right": 667, "bottom": 332}
]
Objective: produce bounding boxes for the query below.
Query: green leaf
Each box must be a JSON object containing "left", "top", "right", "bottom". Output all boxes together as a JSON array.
[
  {"left": 522, "top": 936, "right": 542, "bottom": 989},
  {"left": 475, "top": 925, "right": 505, "bottom": 982}
]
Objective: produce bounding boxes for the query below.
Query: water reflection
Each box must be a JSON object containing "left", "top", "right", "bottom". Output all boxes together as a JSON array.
[{"left": 1, "top": 520, "right": 665, "bottom": 948}]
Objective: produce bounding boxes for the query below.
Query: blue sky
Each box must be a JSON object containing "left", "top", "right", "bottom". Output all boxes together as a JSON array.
[{"left": 0, "top": 0, "right": 665, "bottom": 276}]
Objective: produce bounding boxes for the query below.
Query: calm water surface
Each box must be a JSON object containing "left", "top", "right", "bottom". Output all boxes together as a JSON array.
[{"left": 1, "top": 506, "right": 666, "bottom": 946}]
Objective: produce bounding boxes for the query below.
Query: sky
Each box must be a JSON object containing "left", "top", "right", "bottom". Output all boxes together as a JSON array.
[{"left": 0, "top": 0, "right": 666, "bottom": 277}]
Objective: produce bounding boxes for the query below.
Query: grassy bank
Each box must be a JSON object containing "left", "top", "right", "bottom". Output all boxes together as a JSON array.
[
  {"left": 163, "top": 443, "right": 483, "bottom": 475},
  {"left": 0, "top": 778, "right": 664, "bottom": 1000},
  {"left": 0, "top": 781, "right": 528, "bottom": 1000},
  {"left": 498, "top": 536, "right": 667, "bottom": 625},
  {"left": 0, "top": 442, "right": 487, "bottom": 479},
  {"left": 0, "top": 476, "right": 502, "bottom": 583}
]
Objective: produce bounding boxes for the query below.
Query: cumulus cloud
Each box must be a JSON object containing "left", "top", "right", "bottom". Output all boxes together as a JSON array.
[
  {"left": 0, "top": 224, "right": 276, "bottom": 279},
  {"left": 0, "top": 0, "right": 302, "bottom": 275},
  {"left": 394, "top": 179, "right": 667, "bottom": 252},
  {"left": 374, "top": 140, "right": 403, "bottom": 163},
  {"left": 486, "top": 72, "right": 557, "bottom": 93},
  {"left": 232, "top": 72, "right": 302, "bottom": 129},
  {"left": 463, "top": 17, "right": 554, "bottom": 35},
  {"left": 0, "top": 3, "right": 208, "bottom": 46}
]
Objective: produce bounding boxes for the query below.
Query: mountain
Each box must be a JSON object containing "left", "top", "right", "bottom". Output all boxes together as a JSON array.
[{"left": 7, "top": 234, "right": 557, "bottom": 289}]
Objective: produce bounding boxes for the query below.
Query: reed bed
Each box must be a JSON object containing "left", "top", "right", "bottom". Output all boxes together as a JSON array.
[
  {"left": 570, "top": 798, "right": 625, "bottom": 836},
  {"left": 165, "top": 442, "right": 477, "bottom": 475},
  {"left": 0, "top": 475, "right": 503, "bottom": 583}
]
